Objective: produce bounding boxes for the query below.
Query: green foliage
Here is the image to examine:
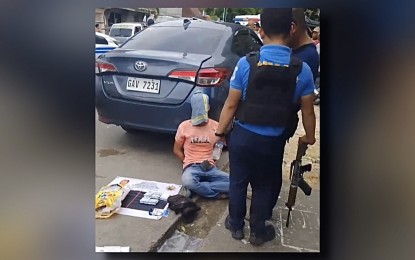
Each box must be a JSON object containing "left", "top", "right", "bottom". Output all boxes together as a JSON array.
[
  {"left": 210, "top": 15, "right": 219, "bottom": 21},
  {"left": 203, "top": 8, "right": 262, "bottom": 22},
  {"left": 230, "top": 8, "right": 261, "bottom": 15},
  {"left": 203, "top": 8, "right": 320, "bottom": 22},
  {"left": 305, "top": 8, "right": 320, "bottom": 21}
]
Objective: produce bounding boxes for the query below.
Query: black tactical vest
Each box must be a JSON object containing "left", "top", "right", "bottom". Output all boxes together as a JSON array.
[{"left": 235, "top": 51, "right": 303, "bottom": 126}]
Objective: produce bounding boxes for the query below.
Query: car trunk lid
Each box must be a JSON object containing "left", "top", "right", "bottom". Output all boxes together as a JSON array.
[{"left": 97, "top": 50, "right": 212, "bottom": 105}]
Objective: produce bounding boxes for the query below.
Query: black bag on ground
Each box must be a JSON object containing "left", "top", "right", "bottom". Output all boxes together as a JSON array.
[{"left": 167, "top": 194, "right": 201, "bottom": 224}]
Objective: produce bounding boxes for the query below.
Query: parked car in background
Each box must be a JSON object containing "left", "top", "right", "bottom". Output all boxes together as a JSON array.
[
  {"left": 232, "top": 14, "right": 260, "bottom": 26},
  {"left": 95, "top": 18, "right": 262, "bottom": 134},
  {"left": 95, "top": 32, "right": 119, "bottom": 59},
  {"left": 109, "top": 23, "right": 145, "bottom": 44}
]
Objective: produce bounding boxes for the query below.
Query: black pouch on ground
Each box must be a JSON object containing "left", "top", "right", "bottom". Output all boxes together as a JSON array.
[{"left": 167, "top": 194, "right": 201, "bottom": 224}]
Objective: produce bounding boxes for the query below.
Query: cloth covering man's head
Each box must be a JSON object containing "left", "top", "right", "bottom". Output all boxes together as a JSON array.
[{"left": 190, "top": 91, "right": 210, "bottom": 126}]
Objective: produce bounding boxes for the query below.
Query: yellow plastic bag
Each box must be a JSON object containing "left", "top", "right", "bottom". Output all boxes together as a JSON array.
[{"left": 95, "top": 179, "right": 130, "bottom": 219}]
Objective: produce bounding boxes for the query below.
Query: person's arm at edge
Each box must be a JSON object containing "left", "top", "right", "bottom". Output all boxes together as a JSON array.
[
  {"left": 173, "top": 123, "right": 185, "bottom": 162},
  {"left": 215, "top": 88, "right": 242, "bottom": 135},
  {"left": 173, "top": 141, "right": 185, "bottom": 162},
  {"left": 297, "top": 62, "right": 317, "bottom": 145},
  {"left": 300, "top": 94, "right": 316, "bottom": 145}
]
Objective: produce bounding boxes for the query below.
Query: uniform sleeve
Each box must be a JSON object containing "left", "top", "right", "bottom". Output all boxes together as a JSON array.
[
  {"left": 230, "top": 57, "right": 248, "bottom": 91},
  {"left": 175, "top": 123, "right": 185, "bottom": 144},
  {"left": 298, "top": 62, "right": 316, "bottom": 97}
]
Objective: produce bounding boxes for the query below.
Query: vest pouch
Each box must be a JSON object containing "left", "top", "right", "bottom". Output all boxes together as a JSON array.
[
  {"left": 236, "top": 52, "right": 303, "bottom": 129},
  {"left": 238, "top": 102, "right": 290, "bottom": 126},
  {"left": 281, "top": 112, "right": 299, "bottom": 140}
]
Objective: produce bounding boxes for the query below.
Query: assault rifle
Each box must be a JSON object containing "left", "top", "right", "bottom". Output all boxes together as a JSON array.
[{"left": 285, "top": 141, "right": 312, "bottom": 227}]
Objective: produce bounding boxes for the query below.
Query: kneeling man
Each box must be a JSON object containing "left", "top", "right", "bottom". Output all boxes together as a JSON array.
[{"left": 173, "top": 91, "right": 230, "bottom": 199}]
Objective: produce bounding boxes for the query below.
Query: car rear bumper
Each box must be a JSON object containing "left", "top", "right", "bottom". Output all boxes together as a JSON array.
[
  {"left": 96, "top": 94, "right": 192, "bottom": 134},
  {"left": 95, "top": 82, "right": 224, "bottom": 134}
]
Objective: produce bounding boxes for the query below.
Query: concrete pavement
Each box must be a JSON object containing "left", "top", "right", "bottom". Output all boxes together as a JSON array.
[
  {"left": 174, "top": 107, "right": 320, "bottom": 252},
  {"left": 199, "top": 180, "right": 320, "bottom": 252},
  {"left": 95, "top": 115, "right": 229, "bottom": 252},
  {"left": 95, "top": 106, "right": 320, "bottom": 252}
]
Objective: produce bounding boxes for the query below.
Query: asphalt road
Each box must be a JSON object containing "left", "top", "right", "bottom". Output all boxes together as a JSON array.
[
  {"left": 94, "top": 106, "right": 319, "bottom": 251},
  {"left": 95, "top": 114, "right": 182, "bottom": 192},
  {"left": 95, "top": 113, "right": 229, "bottom": 251},
  {"left": 95, "top": 113, "right": 184, "bottom": 251}
]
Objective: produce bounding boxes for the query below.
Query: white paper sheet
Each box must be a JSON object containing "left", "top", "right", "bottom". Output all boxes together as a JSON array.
[
  {"left": 106, "top": 176, "right": 181, "bottom": 219},
  {"left": 96, "top": 246, "right": 130, "bottom": 252}
]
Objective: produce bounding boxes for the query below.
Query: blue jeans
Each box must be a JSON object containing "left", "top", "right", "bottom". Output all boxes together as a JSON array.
[
  {"left": 181, "top": 164, "right": 230, "bottom": 199},
  {"left": 228, "top": 123, "right": 285, "bottom": 234}
]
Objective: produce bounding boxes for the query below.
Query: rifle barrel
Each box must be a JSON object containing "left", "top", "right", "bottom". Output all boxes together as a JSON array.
[
  {"left": 286, "top": 208, "right": 292, "bottom": 227},
  {"left": 285, "top": 138, "right": 310, "bottom": 228}
]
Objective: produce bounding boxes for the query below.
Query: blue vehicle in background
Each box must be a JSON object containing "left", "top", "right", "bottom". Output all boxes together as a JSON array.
[{"left": 95, "top": 18, "right": 262, "bottom": 134}]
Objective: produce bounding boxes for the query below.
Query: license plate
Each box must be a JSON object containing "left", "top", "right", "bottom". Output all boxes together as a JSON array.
[{"left": 126, "top": 77, "right": 160, "bottom": 94}]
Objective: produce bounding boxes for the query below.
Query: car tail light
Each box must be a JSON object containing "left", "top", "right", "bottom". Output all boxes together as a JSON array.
[
  {"left": 96, "top": 61, "right": 118, "bottom": 74},
  {"left": 168, "top": 70, "right": 197, "bottom": 82},
  {"left": 168, "top": 68, "right": 230, "bottom": 86},
  {"left": 198, "top": 68, "right": 230, "bottom": 86}
]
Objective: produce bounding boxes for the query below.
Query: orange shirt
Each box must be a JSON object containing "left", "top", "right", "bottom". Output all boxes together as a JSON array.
[{"left": 175, "top": 119, "right": 218, "bottom": 168}]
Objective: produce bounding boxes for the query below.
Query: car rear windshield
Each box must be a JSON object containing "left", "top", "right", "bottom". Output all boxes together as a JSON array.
[
  {"left": 110, "top": 28, "right": 132, "bottom": 37},
  {"left": 121, "top": 26, "right": 224, "bottom": 55}
]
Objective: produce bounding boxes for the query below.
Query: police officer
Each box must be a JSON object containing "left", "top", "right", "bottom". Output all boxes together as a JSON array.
[
  {"left": 290, "top": 8, "right": 320, "bottom": 82},
  {"left": 214, "top": 8, "right": 316, "bottom": 246}
]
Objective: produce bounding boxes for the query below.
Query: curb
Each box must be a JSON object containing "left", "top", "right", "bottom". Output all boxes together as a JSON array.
[
  {"left": 149, "top": 152, "right": 230, "bottom": 252},
  {"left": 149, "top": 214, "right": 183, "bottom": 252}
]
